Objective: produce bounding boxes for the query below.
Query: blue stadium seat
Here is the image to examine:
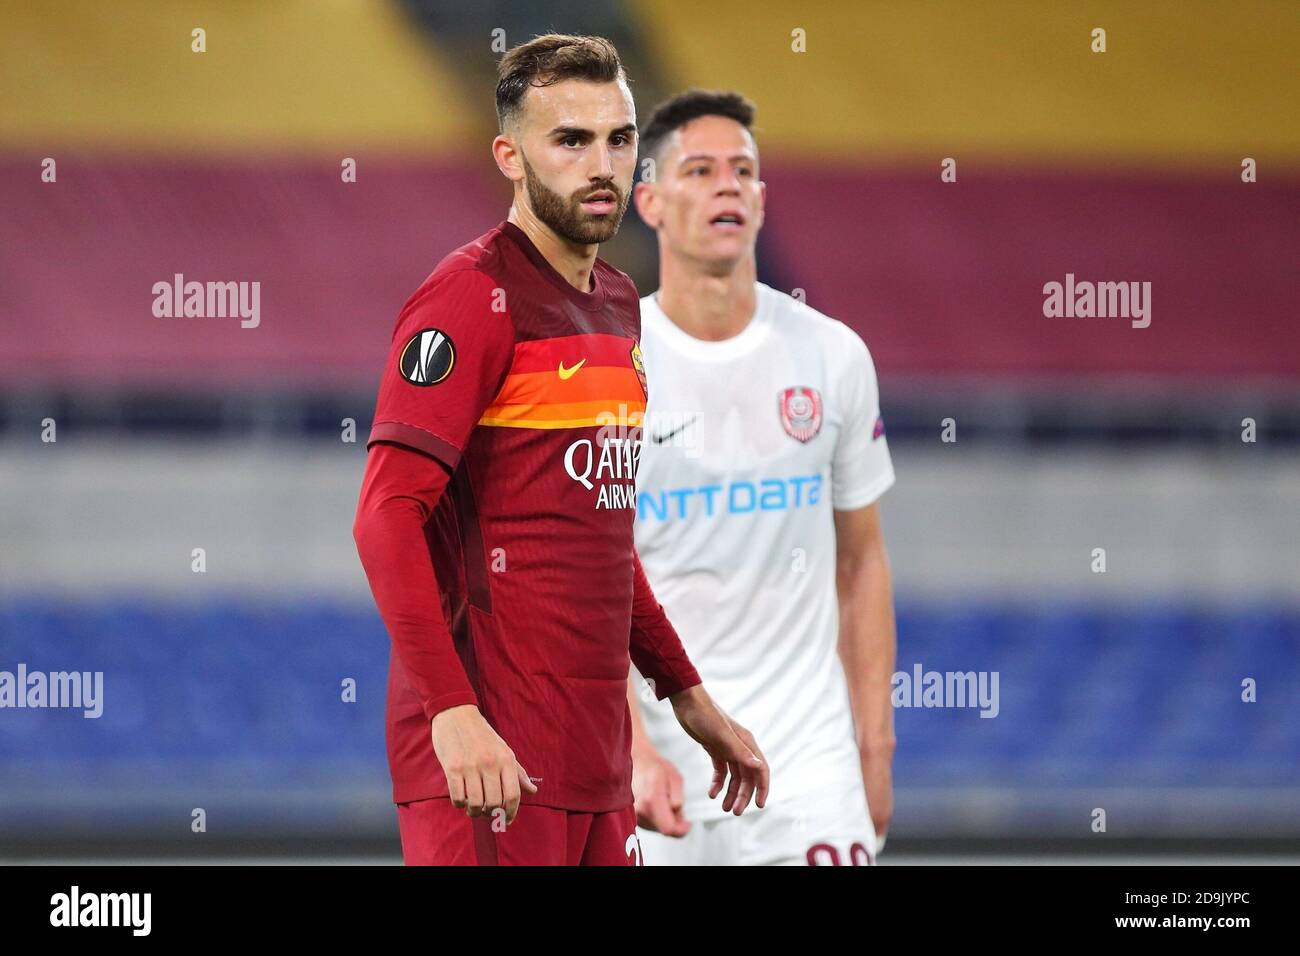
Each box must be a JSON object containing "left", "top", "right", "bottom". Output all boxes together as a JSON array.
[{"left": 2, "top": 595, "right": 1297, "bottom": 824}]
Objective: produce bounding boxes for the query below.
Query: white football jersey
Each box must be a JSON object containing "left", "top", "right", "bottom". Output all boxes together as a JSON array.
[{"left": 632, "top": 282, "right": 895, "bottom": 822}]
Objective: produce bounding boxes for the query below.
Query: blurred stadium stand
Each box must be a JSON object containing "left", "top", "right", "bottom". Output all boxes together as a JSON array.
[{"left": 1, "top": 0, "right": 1297, "bottom": 858}]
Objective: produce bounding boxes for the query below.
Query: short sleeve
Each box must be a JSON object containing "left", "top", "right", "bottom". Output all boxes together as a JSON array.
[
  {"left": 831, "top": 327, "right": 895, "bottom": 510},
  {"left": 367, "top": 270, "right": 514, "bottom": 470}
]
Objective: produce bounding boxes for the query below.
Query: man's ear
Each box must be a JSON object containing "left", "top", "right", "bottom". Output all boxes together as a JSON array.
[
  {"left": 492, "top": 134, "right": 524, "bottom": 184},
  {"left": 634, "top": 180, "right": 660, "bottom": 229},
  {"left": 755, "top": 178, "right": 767, "bottom": 231}
]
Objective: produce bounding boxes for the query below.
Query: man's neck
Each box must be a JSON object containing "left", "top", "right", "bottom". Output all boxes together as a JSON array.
[
  {"left": 655, "top": 250, "right": 757, "bottom": 341},
  {"left": 508, "top": 205, "right": 598, "bottom": 293}
]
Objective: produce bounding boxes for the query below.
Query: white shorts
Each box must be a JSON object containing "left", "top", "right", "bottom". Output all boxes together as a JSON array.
[{"left": 638, "top": 775, "right": 878, "bottom": 866}]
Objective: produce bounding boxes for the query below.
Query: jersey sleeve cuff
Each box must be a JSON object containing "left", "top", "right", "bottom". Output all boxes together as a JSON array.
[
  {"left": 652, "top": 669, "right": 702, "bottom": 700},
  {"left": 421, "top": 689, "right": 480, "bottom": 722},
  {"left": 833, "top": 469, "right": 896, "bottom": 511},
  {"left": 368, "top": 421, "right": 462, "bottom": 470}
]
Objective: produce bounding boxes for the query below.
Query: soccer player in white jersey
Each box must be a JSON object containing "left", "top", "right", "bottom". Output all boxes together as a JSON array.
[{"left": 626, "top": 90, "right": 898, "bottom": 866}]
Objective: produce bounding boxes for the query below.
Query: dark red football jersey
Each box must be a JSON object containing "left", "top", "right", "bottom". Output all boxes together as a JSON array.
[{"left": 366, "top": 221, "right": 700, "bottom": 811}]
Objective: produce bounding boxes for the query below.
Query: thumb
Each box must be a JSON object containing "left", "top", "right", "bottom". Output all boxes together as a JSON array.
[{"left": 516, "top": 761, "right": 539, "bottom": 794}]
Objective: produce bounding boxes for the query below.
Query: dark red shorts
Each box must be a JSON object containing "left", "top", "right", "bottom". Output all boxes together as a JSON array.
[{"left": 397, "top": 797, "right": 642, "bottom": 866}]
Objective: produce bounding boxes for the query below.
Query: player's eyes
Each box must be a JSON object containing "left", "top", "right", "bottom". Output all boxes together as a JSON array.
[
  {"left": 736, "top": 166, "right": 754, "bottom": 177},
  {"left": 562, "top": 135, "right": 583, "bottom": 148},
  {"left": 610, "top": 134, "right": 631, "bottom": 147}
]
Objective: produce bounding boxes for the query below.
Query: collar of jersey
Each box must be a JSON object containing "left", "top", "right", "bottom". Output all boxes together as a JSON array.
[
  {"left": 499, "top": 220, "right": 609, "bottom": 311},
  {"left": 644, "top": 282, "right": 774, "bottom": 361}
]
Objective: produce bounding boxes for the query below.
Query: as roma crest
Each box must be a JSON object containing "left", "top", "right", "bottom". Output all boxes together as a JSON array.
[
  {"left": 779, "top": 386, "right": 822, "bottom": 442},
  {"left": 630, "top": 341, "right": 648, "bottom": 399}
]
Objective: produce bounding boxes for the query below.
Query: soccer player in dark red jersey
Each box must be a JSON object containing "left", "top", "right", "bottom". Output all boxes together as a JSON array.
[{"left": 352, "top": 34, "right": 769, "bottom": 866}]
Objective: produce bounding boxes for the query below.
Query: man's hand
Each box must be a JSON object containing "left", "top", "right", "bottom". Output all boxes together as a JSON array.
[
  {"left": 631, "top": 742, "right": 692, "bottom": 837},
  {"left": 669, "top": 685, "right": 769, "bottom": 815},
  {"left": 430, "top": 704, "right": 537, "bottom": 824}
]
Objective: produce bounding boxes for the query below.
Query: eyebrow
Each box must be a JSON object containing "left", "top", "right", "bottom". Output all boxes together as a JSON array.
[
  {"left": 677, "top": 153, "right": 756, "bottom": 165},
  {"left": 549, "top": 124, "right": 638, "bottom": 138}
]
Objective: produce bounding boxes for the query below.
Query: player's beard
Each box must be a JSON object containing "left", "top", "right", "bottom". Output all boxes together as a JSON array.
[{"left": 521, "top": 154, "right": 629, "bottom": 245}]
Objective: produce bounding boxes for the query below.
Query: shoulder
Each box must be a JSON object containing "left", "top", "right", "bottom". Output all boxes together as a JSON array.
[
  {"left": 394, "top": 241, "right": 512, "bottom": 343},
  {"left": 761, "top": 283, "right": 869, "bottom": 357},
  {"left": 399, "top": 226, "right": 514, "bottom": 316},
  {"left": 439, "top": 222, "right": 515, "bottom": 276},
  {"left": 396, "top": 268, "right": 504, "bottom": 334},
  {"left": 386, "top": 245, "right": 514, "bottom": 348},
  {"left": 762, "top": 284, "right": 880, "bottom": 405},
  {"left": 595, "top": 256, "right": 640, "bottom": 306}
]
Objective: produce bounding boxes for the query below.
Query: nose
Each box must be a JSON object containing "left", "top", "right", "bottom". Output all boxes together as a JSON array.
[
  {"left": 590, "top": 142, "right": 615, "bottom": 183},
  {"left": 715, "top": 164, "right": 742, "bottom": 196}
]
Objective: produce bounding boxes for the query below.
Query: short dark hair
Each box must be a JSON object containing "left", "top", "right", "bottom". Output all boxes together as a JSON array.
[
  {"left": 495, "top": 34, "right": 626, "bottom": 131},
  {"left": 640, "top": 89, "right": 757, "bottom": 163}
]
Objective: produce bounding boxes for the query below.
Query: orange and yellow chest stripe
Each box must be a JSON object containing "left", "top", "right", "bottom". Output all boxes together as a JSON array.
[{"left": 479, "top": 333, "right": 647, "bottom": 429}]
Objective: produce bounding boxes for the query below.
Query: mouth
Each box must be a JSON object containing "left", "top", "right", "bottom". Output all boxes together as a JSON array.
[
  {"left": 580, "top": 190, "right": 618, "bottom": 215},
  {"left": 708, "top": 210, "right": 746, "bottom": 231}
]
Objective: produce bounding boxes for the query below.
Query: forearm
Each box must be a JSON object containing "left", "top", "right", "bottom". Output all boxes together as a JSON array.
[
  {"left": 628, "top": 550, "right": 702, "bottom": 699},
  {"left": 627, "top": 671, "right": 712, "bottom": 748},
  {"left": 626, "top": 674, "right": 655, "bottom": 756},
  {"left": 353, "top": 444, "right": 478, "bottom": 719},
  {"left": 836, "top": 550, "right": 897, "bottom": 756}
]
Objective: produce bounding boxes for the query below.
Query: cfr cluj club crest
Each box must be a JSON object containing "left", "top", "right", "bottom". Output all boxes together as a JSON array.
[
  {"left": 630, "top": 341, "right": 648, "bottom": 399},
  {"left": 779, "top": 386, "right": 823, "bottom": 442}
]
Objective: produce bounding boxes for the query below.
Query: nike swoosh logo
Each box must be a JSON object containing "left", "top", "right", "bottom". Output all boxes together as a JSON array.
[
  {"left": 557, "top": 358, "right": 586, "bottom": 380},
  {"left": 650, "top": 416, "right": 697, "bottom": 444}
]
